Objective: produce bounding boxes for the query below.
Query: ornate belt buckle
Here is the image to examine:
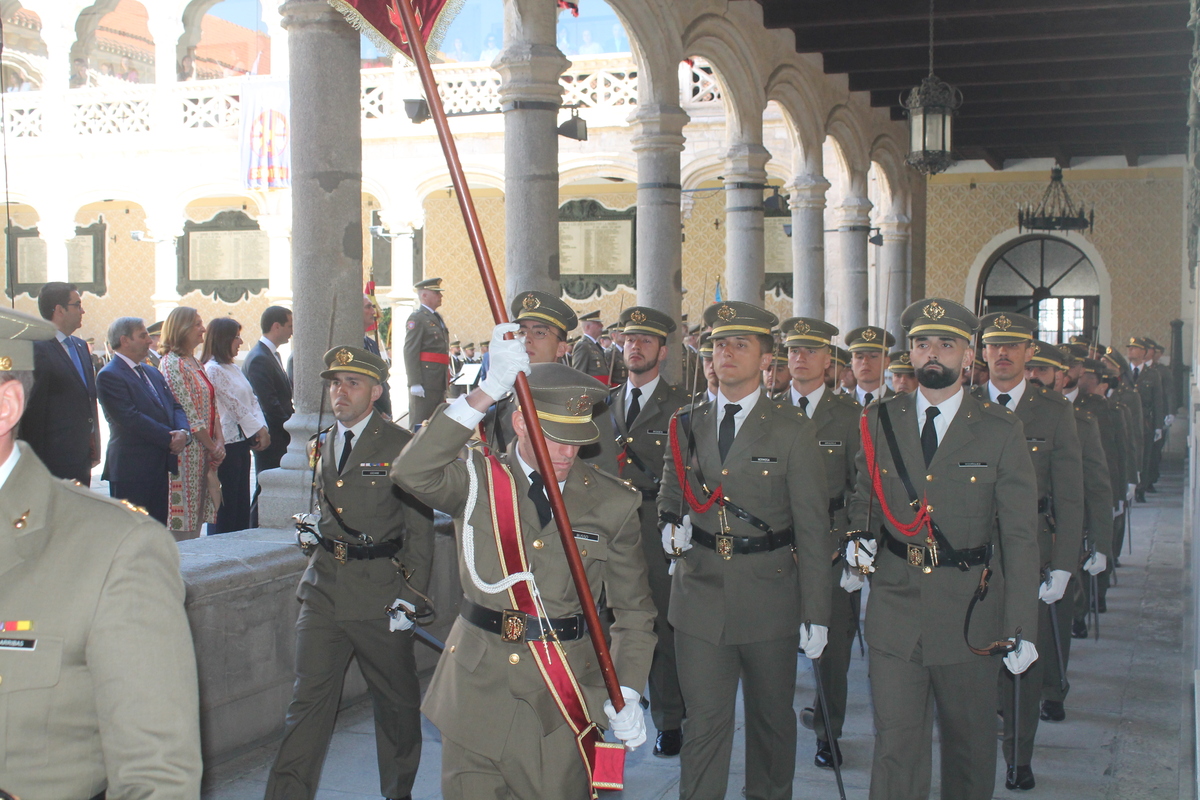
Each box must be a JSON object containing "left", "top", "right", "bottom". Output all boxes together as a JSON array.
[
  {"left": 907, "top": 544, "right": 924, "bottom": 568},
  {"left": 500, "top": 609, "right": 527, "bottom": 643},
  {"left": 716, "top": 535, "right": 734, "bottom": 560},
  {"left": 334, "top": 540, "right": 348, "bottom": 565}
]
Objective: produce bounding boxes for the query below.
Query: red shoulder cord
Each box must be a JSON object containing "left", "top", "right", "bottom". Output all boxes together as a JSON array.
[
  {"left": 859, "top": 410, "right": 932, "bottom": 538},
  {"left": 668, "top": 414, "right": 724, "bottom": 515}
]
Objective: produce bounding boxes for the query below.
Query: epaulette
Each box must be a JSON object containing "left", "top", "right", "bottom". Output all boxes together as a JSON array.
[
  {"left": 587, "top": 461, "right": 640, "bottom": 494},
  {"left": 979, "top": 400, "right": 1019, "bottom": 421}
]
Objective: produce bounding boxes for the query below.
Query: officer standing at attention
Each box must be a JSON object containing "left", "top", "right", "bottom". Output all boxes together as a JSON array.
[
  {"left": 847, "top": 298, "right": 1040, "bottom": 800},
  {"left": 971, "top": 312, "right": 1083, "bottom": 791},
  {"left": 573, "top": 310, "right": 610, "bottom": 382},
  {"left": 392, "top": 341, "right": 656, "bottom": 799},
  {"left": 266, "top": 346, "right": 435, "bottom": 800},
  {"left": 0, "top": 306, "right": 202, "bottom": 799},
  {"left": 609, "top": 305, "right": 691, "bottom": 757},
  {"left": 846, "top": 326, "right": 896, "bottom": 407},
  {"left": 403, "top": 277, "right": 450, "bottom": 426},
  {"left": 658, "top": 301, "right": 833, "bottom": 800},
  {"left": 887, "top": 350, "right": 918, "bottom": 394},
  {"left": 1125, "top": 336, "right": 1162, "bottom": 502},
  {"left": 778, "top": 316, "right": 864, "bottom": 770}
]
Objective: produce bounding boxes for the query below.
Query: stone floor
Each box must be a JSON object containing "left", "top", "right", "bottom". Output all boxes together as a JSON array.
[{"left": 202, "top": 457, "right": 1192, "bottom": 800}]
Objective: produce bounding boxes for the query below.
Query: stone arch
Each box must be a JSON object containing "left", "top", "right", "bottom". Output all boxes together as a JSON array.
[
  {"left": 601, "top": 0, "right": 682, "bottom": 106},
  {"left": 558, "top": 159, "right": 638, "bottom": 187},
  {"left": 681, "top": 13, "right": 766, "bottom": 147},
  {"left": 869, "top": 133, "right": 908, "bottom": 216},
  {"left": 679, "top": 153, "right": 726, "bottom": 190},
  {"left": 1, "top": 4, "right": 47, "bottom": 88},
  {"left": 72, "top": 0, "right": 155, "bottom": 83},
  {"left": 413, "top": 167, "right": 505, "bottom": 205},
  {"left": 765, "top": 61, "right": 826, "bottom": 175},
  {"left": 825, "top": 104, "right": 871, "bottom": 193}
]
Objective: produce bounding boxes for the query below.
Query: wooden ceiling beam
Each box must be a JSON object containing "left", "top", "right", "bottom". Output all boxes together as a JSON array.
[
  {"left": 872, "top": 76, "right": 1186, "bottom": 106},
  {"left": 762, "top": 0, "right": 1183, "bottom": 29},
  {"left": 851, "top": 55, "right": 1191, "bottom": 93},
  {"left": 958, "top": 124, "right": 1183, "bottom": 147},
  {"left": 955, "top": 109, "right": 1184, "bottom": 131}
]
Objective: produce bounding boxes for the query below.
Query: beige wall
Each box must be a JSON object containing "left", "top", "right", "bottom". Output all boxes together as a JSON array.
[{"left": 926, "top": 167, "right": 1184, "bottom": 348}]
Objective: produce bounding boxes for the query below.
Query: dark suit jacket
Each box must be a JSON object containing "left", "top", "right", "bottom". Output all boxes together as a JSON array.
[
  {"left": 97, "top": 356, "right": 188, "bottom": 483},
  {"left": 242, "top": 341, "right": 293, "bottom": 429},
  {"left": 22, "top": 335, "right": 98, "bottom": 484},
  {"left": 363, "top": 335, "right": 392, "bottom": 417}
]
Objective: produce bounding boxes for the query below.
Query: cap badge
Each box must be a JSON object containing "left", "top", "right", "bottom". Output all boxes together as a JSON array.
[
  {"left": 335, "top": 349, "right": 354, "bottom": 366},
  {"left": 1128, "top": 337, "right": 1138, "bottom": 345},
  {"left": 522, "top": 294, "right": 541, "bottom": 311},
  {"left": 861, "top": 328, "right": 877, "bottom": 341},
  {"left": 717, "top": 304, "right": 736, "bottom": 321},
  {"left": 995, "top": 315, "right": 1012, "bottom": 331},
  {"left": 565, "top": 395, "right": 592, "bottom": 416},
  {"left": 0, "top": 356, "right": 11, "bottom": 371},
  {"left": 1033, "top": 344, "right": 1041, "bottom": 355},
  {"left": 900, "top": 353, "right": 911, "bottom": 364},
  {"left": 630, "top": 310, "right": 647, "bottom": 324},
  {"left": 923, "top": 301, "right": 946, "bottom": 320},
  {"left": 793, "top": 320, "right": 810, "bottom": 335}
]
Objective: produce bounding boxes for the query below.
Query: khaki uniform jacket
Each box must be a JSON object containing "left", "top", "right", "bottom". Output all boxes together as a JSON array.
[
  {"left": 572, "top": 336, "right": 608, "bottom": 380},
  {"left": 1075, "top": 393, "right": 1126, "bottom": 511},
  {"left": 1113, "top": 385, "right": 1144, "bottom": 479},
  {"left": 304, "top": 412, "right": 436, "bottom": 620},
  {"left": 391, "top": 409, "right": 656, "bottom": 760},
  {"left": 657, "top": 393, "right": 834, "bottom": 643},
  {"left": 1074, "top": 408, "right": 1114, "bottom": 558},
  {"left": 609, "top": 379, "right": 691, "bottom": 493},
  {"left": 972, "top": 385, "right": 1084, "bottom": 573},
  {"left": 605, "top": 348, "right": 628, "bottom": 385},
  {"left": 403, "top": 306, "right": 450, "bottom": 394},
  {"left": 1152, "top": 361, "right": 1175, "bottom": 416},
  {"left": 850, "top": 391, "right": 1040, "bottom": 665},
  {"left": 0, "top": 444, "right": 201, "bottom": 799},
  {"left": 781, "top": 388, "right": 861, "bottom": 535},
  {"left": 1131, "top": 364, "right": 1163, "bottom": 430}
]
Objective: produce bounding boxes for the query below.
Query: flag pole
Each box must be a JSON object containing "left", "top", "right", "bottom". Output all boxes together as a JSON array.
[{"left": 390, "top": 0, "right": 625, "bottom": 712}]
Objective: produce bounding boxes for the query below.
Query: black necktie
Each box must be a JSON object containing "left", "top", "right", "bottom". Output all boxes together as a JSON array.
[
  {"left": 528, "top": 471, "right": 553, "bottom": 527},
  {"left": 997, "top": 393, "right": 1012, "bottom": 408},
  {"left": 864, "top": 392, "right": 874, "bottom": 406},
  {"left": 718, "top": 403, "right": 741, "bottom": 462},
  {"left": 797, "top": 395, "right": 809, "bottom": 417},
  {"left": 921, "top": 407, "right": 941, "bottom": 467},
  {"left": 1133, "top": 366, "right": 1139, "bottom": 381},
  {"left": 626, "top": 387, "right": 642, "bottom": 429},
  {"left": 337, "top": 430, "right": 354, "bottom": 474}
]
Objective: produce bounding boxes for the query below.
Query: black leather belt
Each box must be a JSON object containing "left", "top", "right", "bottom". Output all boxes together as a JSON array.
[
  {"left": 460, "top": 598, "right": 587, "bottom": 643},
  {"left": 319, "top": 537, "right": 400, "bottom": 563},
  {"left": 881, "top": 527, "right": 991, "bottom": 571},
  {"left": 828, "top": 496, "right": 846, "bottom": 514},
  {"left": 692, "top": 525, "right": 794, "bottom": 557},
  {"left": 639, "top": 487, "right": 658, "bottom": 501}
]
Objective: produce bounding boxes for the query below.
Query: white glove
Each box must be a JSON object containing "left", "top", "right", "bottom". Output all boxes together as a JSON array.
[
  {"left": 478, "top": 322, "right": 531, "bottom": 401},
  {"left": 1154, "top": 428, "right": 1163, "bottom": 442},
  {"left": 844, "top": 537, "right": 878, "bottom": 573},
  {"left": 387, "top": 599, "right": 416, "bottom": 632},
  {"left": 1082, "top": 551, "right": 1107, "bottom": 576},
  {"left": 799, "top": 624, "right": 829, "bottom": 660},
  {"left": 1038, "top": 569, "right": 1071, "bottom": 604},
  {"left": 1003, "top": 639, "right": 1039, "bottom": 674},
  {"left": 293, "top": 513, "right": 320, "bottom": 546},
  {"left": 661, "top": 515, "right": 693, "bottom": 555},
  {"left": 603, "top": 686, "right": 647, "bottom": 750},
  {"left": 409, "top": 384, "right": 425, "bottom": 398},
  {"left": 839, "top": 566, "right": 864, "bottom": 593},
  {"left": 1127, "top": 484, "right": 1137, "bottom": 503},
  {"left": 1166, "top": 414, "right": 1175, "bottom": 427},
  {"left": 1113, "top": 501, "right": 1124, "bottom": 518}
]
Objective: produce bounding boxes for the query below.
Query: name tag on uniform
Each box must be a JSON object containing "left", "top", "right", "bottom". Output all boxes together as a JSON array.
[
  {"left": 1026, "top": 438, "right": 1046, "bottom": 443},
  {"left": 648, "top": 429, "right": 668, "bottom": 436},
  {"left": 818, "top": 440, "right": 843, "bottom": 447},
  {"left": 361, "top": 470, "right": 387, "bottom": 477},
  {"left": 574, "top": 531, "right": 599, "bottom": 542},
  {"left": 959, "top": 462, "right": 989, "bottom": 468},
  {"left": 0, "top": 637, "right": 34, "bottom": 651},
  {"left": 751, "top": 456, "right": 777, "bottom": 463}
]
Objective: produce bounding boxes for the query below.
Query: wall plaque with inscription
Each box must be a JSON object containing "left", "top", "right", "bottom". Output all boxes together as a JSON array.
[
  {"left": 6, "top": 218, "right": 106, "bottom": 298},
  {"left": 178, "top": 210, "right": 269, "bottom": 302},
  {"left": 557, "top": 199, "right": 636, "bottom": 299}
]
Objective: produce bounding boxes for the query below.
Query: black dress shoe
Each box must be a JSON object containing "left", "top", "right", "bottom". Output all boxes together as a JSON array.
[
  {"left": 1136, "top": 489, "right": 1146, "bottom": 503},
  {"left": 1005, "top": 764, "right": 1035, "bottom": 790},
  {"left": 814, "top": 738, "right": 842, "bottom": 769},
  {"left": 1040, "top": 700, "right": 1065, "bottom": 722},
  {"left": 1071, "top": 619, "right": 1088, "bottom": 639},
  {"left": 654, "top": 728, "right": 682, "bottom": 757},
  {"left": 1097, "top": 598, "right": 1107, "bottom": 613}
]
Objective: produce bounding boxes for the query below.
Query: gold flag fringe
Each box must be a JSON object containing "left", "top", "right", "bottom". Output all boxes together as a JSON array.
[{"left": 328, "top": 0, "right": 469, "bottom": 64}]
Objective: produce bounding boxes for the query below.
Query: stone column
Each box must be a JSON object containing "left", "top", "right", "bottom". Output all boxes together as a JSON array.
[
  {"left": 495, "top": 0, "right": 568, "bottom": 299},
  {"left": 723, "top": 142, "right": 771, "bottom": 304},
  {"left": 380, "top": 204, "right": 421, "bottom": 426},
  {"left": 143, "top": 213, "right": 183, "bottom": 321},
  {"left": 39, "top": 216, "right": 73, "bottom": 284},
  {"left": 148, "top": 16, "right": 184, "bottom": 133},
  {"left": 257, "top": 211, "right": 293, "bottom": 306},
  {"left": 258, "top": 0, "right": 364, "bottom": 528},
  {"left": 878, "top": 214, "right": 911, "bottom": 341},
  {"left": 631, "top": 103, "right": 688, "bottom": 383},
  {"left": 786, "top": 173, "right": 830, "bottom": 318},
  {"left": 835, "top": 195, "right": 872, "bottom": 331}
]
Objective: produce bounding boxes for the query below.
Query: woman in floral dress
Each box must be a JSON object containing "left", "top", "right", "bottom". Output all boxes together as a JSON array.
[{"left": 159, "top": 307, "right": 225, "bottom": 539}]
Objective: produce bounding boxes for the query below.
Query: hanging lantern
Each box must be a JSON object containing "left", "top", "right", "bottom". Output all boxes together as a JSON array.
[{"left": 903, "top": 0, "right": 962, "bottom": 175}]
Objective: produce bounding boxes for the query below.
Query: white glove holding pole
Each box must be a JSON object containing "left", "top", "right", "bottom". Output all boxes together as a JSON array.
[
  {"left": 410, "top": 384, "right": 425, "bottom": 398},
  {"left": 1113, "top": 500, "right": 1124, "bottom": 518},
  {"left": 1082, "top": 552, "right": 1107, "bottom": 576},
  {"left": 477, "top": 323, "right": 530, "bottom": 401},
  {"left": 603, "top": 686, "right": 647, "bottom": 749},
  {"left": 387, "top": 599, "right": 416, "bottom": 632},
  {"left": 844, "top": 537, "right": 878, "bottom": 573},
  {"left": 1003, "top": 638, "right": 1038, "bottom": 674},
  {"left": 799, "top": 623, "right": 829, "bottom": 660},
  {"left": 1038, "top": 569, "right": 1071, "bottom": 604},
  {"left": 1166, "top": 414, "right": 1175, "bottom": 428},
  {"left": 1154, "top": 428, "right": 1163, "bottom": 442},
  {"left": 661, "top": 515, "right": 693, "bottom": 555},
  {"left": 839, "top": 566, "right": 864, "bottom": 593},
  {"left": 1127, "top": 483, "right": 1137, "bottom": 503}
]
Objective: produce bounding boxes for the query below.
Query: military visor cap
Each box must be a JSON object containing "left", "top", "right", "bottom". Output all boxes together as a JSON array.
[
  {"left": 703, "top": 301, "right": 778, "bottom": 339},
  {"left": 832, "top": 346, "right": 851, "bottom": 367},
  {"left": 698, "top": 332, "right": 713, "bottom": 358},
  {"left": 518, "top": 363, "right": 608, "bottom": 445},
  {"left": 620, "top": 306, "right": 676, "bottom": 338},
  {"left": 511, "top": 291, "right": 578, "bottom": 334},
  {"left": 887, "top": 351, "right": 914, "bottom": 374},
  {"left": 1028, "top": 340, "right": 1067, "bottom": 370},
  {"left": 979, "top": 312, "right": 1038, "bottom": 345},
  {"left": 146, "top": 320, "right": 164, "bottom": 336},
  {"left": 1102, "top": 345, "right": 1129, "bottom": 373},
  {"left": 973, "top": 354, "right": 988, "bottom": 370},
  {"left": 415, "top": 277, "right": 444, "bottom": 292},
  {"left": 781, "top": 316, "right": 838, "bottom": 349},
  {"left": 770, "top": 347, "right": 788, "bottom": 368},
  {"left": 579, "top": 310, "right": 601, "bottom": 323},
  {"left": 0, "top": 306, "right": 55, "bottom": 371},
  {"left": 321, "top": 346, "right": 389, "bottom": 383},
  {"left": 1081, "top": 358, "right": 1106, "bottom": 375},
  {"left": 845, "top": 325, "right": 896, "bottom": 353},
  {"left": 1126, "top": 336, "right": 1151, "bottom": 349},
  {"left": 902, "top": 298, "right": 979, "bottom": 341}
]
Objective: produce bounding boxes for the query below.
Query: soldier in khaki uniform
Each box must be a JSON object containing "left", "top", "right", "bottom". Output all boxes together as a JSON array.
[
  {"left": 658, "top": 301, "right": 833, "bottom": 800},
  {"left": 573, "top": 310, "right": 610, "bottom": 382},
  {"left": 266, "top": 346, "right": 435, "bottom": 800},
  {"left": 605, "top": 321, "right": 629, "bottom": 385},
  {"left": 778, "top": 317, "right": 863, "bottom": 770},
  {"left": 1101, "top": 346, "right": 1143, "bottom": 562},
  {"left": 1143, "top": 337, "right": 1172, "bottom": 492},
  {"left": 403, "top": 277, "right": 450, "bottom": 426},
  {"left": 607, "top": 306, "right": 691, "bottom": 756},
  {"left": 1125, "top": 336, "right": 1163, "bottom": 502},
  {"left": 392, "top": 344, "right": 656, "bottom": 799},
  {"left": 887, "top": 349, "right": 918, "bottom": 394},
  {"left": 846, "top": 326, "right": 896, "bottom": 407},
  {"left": 848, "top": 299, "right": 1040, "bottom": 800},
  {"left": 0, "top": 307, "right": 203, "bottom": 800},
  {"left": 971, "top": 313, "right": 1083, "bottom": 791}
]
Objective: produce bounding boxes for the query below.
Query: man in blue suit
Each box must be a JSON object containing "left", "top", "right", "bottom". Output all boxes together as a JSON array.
[
  {"left": 21, "top": 282, "right": 100, "bottom": 485},
  {"left": 96, "top": 317, "right": 189, "bottom": 525}
]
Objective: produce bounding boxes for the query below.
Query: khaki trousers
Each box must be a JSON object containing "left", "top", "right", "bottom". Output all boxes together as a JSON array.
[{"left": 638, "top": 499, "right": 685, "bottom": 731}]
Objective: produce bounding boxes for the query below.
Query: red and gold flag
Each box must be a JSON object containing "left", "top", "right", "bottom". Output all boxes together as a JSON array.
[{"left": 329, "top": 0, "right": 464, "bottom": 62}]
